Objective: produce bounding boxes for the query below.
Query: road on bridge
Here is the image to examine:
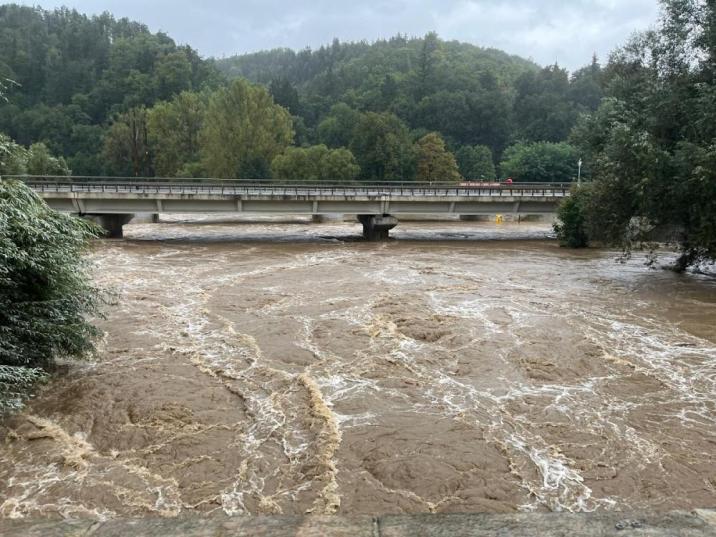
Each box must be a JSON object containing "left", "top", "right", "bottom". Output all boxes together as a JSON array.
[{"left": 8, "top": 176, "right": 572, "bottom": 239}]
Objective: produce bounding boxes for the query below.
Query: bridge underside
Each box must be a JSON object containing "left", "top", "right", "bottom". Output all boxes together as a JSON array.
[{"left": 41, "top": 194, "right": 560, "bottom": 217}]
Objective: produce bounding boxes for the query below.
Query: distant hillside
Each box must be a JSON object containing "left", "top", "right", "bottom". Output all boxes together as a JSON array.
[
  {"left": 217, "top": 35, "right": 537, "bottom": 89},
  {"left": 0, "top": 4, "right": 221, "bottom": 173},
  {"left": 0, "top": 7, "right": 603, "bottom": 178},
  {"left": 216, "top": 34, "right": 603, "bottom": 155}
]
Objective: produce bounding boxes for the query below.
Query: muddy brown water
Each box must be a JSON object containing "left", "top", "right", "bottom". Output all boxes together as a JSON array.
[{"left": 1, "top": 217, "right": 715, "bottom": 520}]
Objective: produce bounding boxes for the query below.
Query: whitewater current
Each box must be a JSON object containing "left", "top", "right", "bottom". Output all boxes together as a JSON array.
[{"left": 1, "top": 216, "right": 715, "bottom": 519}]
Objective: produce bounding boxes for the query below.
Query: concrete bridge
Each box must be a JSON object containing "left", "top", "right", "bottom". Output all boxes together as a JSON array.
[{"left": 16, "top": 176, "right": 571, "bottom": 239}]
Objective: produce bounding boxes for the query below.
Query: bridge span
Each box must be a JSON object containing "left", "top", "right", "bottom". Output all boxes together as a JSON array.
[{"left": 14, "top": 176, "right": 571, "bottom": 239}]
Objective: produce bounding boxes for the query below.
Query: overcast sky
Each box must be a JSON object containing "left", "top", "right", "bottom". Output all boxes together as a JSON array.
[{"left": 18, "top": 0, "right": 661, "bottom": 70}]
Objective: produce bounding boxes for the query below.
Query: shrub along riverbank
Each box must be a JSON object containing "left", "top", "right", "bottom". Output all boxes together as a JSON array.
[{"left": 0, "top": 179, "right": 103, "bottom": 411}]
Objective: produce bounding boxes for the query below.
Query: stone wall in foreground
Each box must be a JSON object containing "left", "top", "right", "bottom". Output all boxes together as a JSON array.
[{"left": 1, "top": 511, "right": 716, "bottom": 536}]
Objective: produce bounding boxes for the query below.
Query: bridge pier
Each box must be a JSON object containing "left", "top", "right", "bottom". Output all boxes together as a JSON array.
[
  {"left": 358, "top": 214, "right": 398, "bottom": 241},
  {"left": 87, "top": 214, "right": 134, "bottom": 238}
]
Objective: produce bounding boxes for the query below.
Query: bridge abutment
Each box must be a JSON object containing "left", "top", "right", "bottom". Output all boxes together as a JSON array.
[
  {"left": 358, "top": 214, "right": 398, "bottom": 240},
  {"left": 86, "top": 214, "right": 134, "bottom": 238}
]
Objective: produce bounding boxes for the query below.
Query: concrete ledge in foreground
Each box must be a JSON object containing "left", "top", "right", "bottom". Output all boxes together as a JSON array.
[{"left": 1, "top": 511, "right": 715, "bottom": 536}]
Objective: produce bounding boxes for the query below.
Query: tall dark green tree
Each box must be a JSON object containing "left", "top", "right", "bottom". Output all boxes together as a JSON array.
[
  {"left": 559, "top": 0, "right": 716, "bottom": 269},
  {"left": 103, "top": 106, "right": 152, "bottom": 176},
  {"left": 456, "top": 145, "right": 496, "bottom": 180},
  {"left": 514, "top": 65, "right": 579, "bottom": 143},
  {"left": 349, "top": 112, "right": 416, "bottom": 181}
]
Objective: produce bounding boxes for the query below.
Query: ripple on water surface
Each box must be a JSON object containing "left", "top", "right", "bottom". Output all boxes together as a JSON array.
[{"left": 1, "top": 218, "right": 715, "bottom": 519}]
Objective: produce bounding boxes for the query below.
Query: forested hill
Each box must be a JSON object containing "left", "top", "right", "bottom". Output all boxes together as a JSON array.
[
  {"left": 0, "top": 4, "right": 222, "bottom": 173},
  {"left": 1, "top": 4, "right": 604, "bottom": 181},
  {"left": 217, "top": 36, "right": 536, "bottom": 89},
  {"left": 216, "top": 34, "right": 604, "bottom": 156}
]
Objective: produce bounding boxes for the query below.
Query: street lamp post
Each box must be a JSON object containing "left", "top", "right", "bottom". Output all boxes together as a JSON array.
[{"left": 577, "top": 159, "right": 583, "bottom": 186}]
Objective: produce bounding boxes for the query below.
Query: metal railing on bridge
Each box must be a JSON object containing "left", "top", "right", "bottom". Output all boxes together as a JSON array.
[{"left": 8, "top": 175, "right": 573, "bottom": 198}]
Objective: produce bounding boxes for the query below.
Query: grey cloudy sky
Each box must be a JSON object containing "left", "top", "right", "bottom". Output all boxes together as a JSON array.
[{"left": 18, "top": 0, "right": 661, "bottom": 70}]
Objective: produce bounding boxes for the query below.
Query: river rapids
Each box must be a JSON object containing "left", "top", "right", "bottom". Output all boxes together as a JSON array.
[{"left": 1, "top": 217, "right": 715, "bottom": 519}]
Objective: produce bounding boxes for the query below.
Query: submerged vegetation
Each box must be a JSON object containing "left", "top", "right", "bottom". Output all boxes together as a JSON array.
[{"left": 0, "top": 180, "right": 103, "bottom": 411}]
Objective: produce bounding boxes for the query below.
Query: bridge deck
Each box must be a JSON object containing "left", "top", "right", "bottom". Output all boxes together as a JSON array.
[{"left": 13, "top": 177, "right": 571, "bottom": 216}]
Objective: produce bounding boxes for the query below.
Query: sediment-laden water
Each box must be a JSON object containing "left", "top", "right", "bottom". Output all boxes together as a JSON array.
[{"left": 1, "top": 217, "right": 715, "bottom": 519}]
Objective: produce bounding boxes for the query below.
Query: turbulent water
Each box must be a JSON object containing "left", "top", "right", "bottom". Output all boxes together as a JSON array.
[{"left": 1, "top": 216, "right": 715, "bottom": 520}]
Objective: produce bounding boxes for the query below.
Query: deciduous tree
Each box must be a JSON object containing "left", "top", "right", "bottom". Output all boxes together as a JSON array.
[
  {"left": 103, "top": 106, "right": 152, "bottom": 176},
  {"left": 0, "top": 180, "right": 103, "bottom": 411},
  {"left": 271, "top": 144, "right": 359, "bottom": 182},
  {"left": 349, "top": 112, "right": 416, "bottom": 181},
  {"left": 500, "top": 141, "right": 578, "bottom": 183},
  {"left": 455, "top": 145, "right": 496, "bottom": 180},
  {"left": 200, "top": 79, "right": 293, "bottom": 179},
  {"left": 148, "top": 91, "right": 207, "bottom": 177},
  {"left": 415, "top": 132, "right": 461, "bottom": 182}
]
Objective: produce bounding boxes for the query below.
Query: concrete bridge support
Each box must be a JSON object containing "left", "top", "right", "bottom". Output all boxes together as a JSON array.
[
  {"left": 87, "top": 214, "right": 134, "bottom": 238},
  {"left": 358, "top": 214, "right": 398, "bottom": 240}
]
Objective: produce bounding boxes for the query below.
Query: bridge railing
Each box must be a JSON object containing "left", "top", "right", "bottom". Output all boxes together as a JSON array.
[{"left": 8, "top": 175, "right": 573, "bottom": 198}]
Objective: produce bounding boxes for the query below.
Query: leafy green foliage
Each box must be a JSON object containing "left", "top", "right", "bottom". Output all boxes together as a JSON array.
[
  {"left": 571, "top": 0, "right": 716, "bottom": 268},
  {"left": 0, "top": 365, "right": 46, "bottom": 412},
  {"left": 147, "top": 91, "right": 208, "bottom": 177},
  {"left": 514, "top": 65, "right": 579, "bottom": 143},
  {"left": 500, "top": 141, "right": 578, "bottom": 182},
  {"left": 318, "top": 103, "right": 362, "bottom": 149},
  {"left": 0, "top": 133, "right": 70, "bottom": 175},
  {"left": 200, "top": 80, "right": 294, "bottom": 179},
  {"left": 0, "top": 179, "right": 103, "bottom": 410},
  {"left": 456, "top": 145, "right": 496, "bottom": 180},
  {"left": 26, "top": 143, "right": 71, "bottom": 175},
  {"left": 415, "top": 132, "right": 461, "bottom": 182},
  {"left": 271, "top": 145, "right": 359, "bottom": 182},
  {"left": 349, "top": 112, "right": 416, "bottom": 181},
  {"left": 554, "top": 186, "right": 592, "bottom": 247},
  {"left": 0, "top": 4, "right": 222, "bottom": 174},
  {"left": 0, "top": 132, "right": 27, "bottom": 175},
  {"left": 103, "top": 106, "right": 152, "bottom": 176}
]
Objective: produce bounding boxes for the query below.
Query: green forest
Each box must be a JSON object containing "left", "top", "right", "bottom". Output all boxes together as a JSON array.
[{"left": 0, "top": 4, "right": 603, "bottom": 182}]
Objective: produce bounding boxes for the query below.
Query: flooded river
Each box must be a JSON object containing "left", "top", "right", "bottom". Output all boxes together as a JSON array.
[{"left": 1, "top": 217, "right": 715, "bottom": 519}]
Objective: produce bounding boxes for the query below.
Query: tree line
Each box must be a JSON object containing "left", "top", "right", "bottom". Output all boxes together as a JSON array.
[
  {"left": 0, "top": 4, "right": 604, "bottom": 182},
  {"left": 555, "top": 0, "right": 715, "bottom": 270}
]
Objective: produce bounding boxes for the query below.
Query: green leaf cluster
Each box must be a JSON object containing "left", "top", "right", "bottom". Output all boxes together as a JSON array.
[
  {"left": 0, "top": 179, "right": 103, "bottom": 410},
  {"left": 499, "top": 142, "right": 579, "bottom": 183},
  {"left": 561, "top": 0, "right": 716, "bottom": 268},
  {"left": 0, "top": 133, "right": 70, "bottom": 175},
  {"left": 271, "top": 145, "right": 359, "bottom": 182},
  {"left": 415, "top": 132, "right": 461, "bottom": 183}
]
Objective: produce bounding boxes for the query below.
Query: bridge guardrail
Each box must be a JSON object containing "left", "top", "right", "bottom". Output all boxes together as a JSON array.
[{"left": 10, "top": 176, "right": 572, "bottom": 198}]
